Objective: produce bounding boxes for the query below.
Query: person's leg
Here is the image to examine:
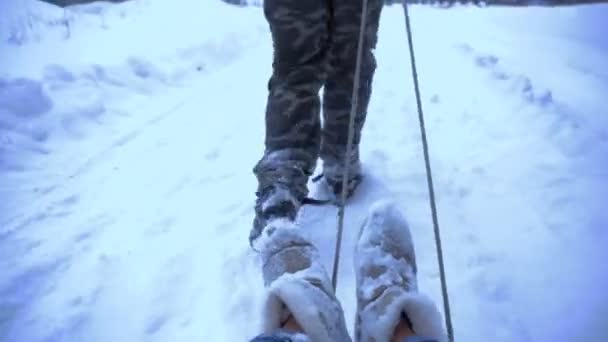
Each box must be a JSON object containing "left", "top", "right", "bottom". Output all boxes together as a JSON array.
[
  {"left": 253, "top": 219, "right": 352, "bottom": 342},
  {"left": 319, "top": 0, "right": 383, "bottom": 197},
  {"left": 354, "top": 201, "right": 447, "bottom": 342},
  {"left": 251, "top": 0, "right": 333, "bottom": 245}
]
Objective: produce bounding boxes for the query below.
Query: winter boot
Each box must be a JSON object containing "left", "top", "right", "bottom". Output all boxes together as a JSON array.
[
  {"left": 250, "top": 184, "right": 302, "bottom": 249},
  {"left": 251, "top": 151, "right": 313, "bottom": 249},
  {"left": 314, "top": 172, "right": 363, "bottom": 203},
  {"left": 255, "top": 219, "right": 352, "bottom": 342},
  {"left": 354, "top": 200, "right": 446, "bottom": 342},
  {"left": 316, "top": 149, "right": 363, "bottom": 201}
]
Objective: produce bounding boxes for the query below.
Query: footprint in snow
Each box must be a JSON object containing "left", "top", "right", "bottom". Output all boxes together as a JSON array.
[
  {"left": 43, "top": 65, "right": 77, "bottom": 88},
  {"left": 475, "top": 54, "right": 499, "bottom": 69},
  {"left": 471, "top": 268, "right": 512, "bottom": 302},
  {"left": 205, "top": 148, "right": 220, "bottom": 161},
  {"left": 146, "top": 314, "right": 170, "bottom": 335},
  {"left": 144, "top": 217, "right": 175, "bottom": 237}
]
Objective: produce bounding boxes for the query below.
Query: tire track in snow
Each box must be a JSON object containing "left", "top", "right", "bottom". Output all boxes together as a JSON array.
[
  {"left": 0, "top": 27, "right": 275, "bottom": 339},
  {"left": 431, "top": 35, "right": 608, "bottom": 340},
  {"left": 366, "top": 7, "right": 608, "bottom": 340}
]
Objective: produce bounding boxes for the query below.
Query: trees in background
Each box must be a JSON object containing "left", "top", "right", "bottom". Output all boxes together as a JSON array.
[
  {"left": 38, "top": 0, "right": 608, "bottom": 8},
  {"left": 40, "top": 0, "right": 129, "bottom": 6}
]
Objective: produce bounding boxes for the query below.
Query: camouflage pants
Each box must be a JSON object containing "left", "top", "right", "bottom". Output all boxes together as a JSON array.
[{"left": 254, "top": 0, "right": 384, "bottom": 200}]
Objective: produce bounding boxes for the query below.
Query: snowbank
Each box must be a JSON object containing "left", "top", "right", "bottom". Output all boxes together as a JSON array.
[
  {"left": 0, "top": 0, "right": 267, "bottom": 175},
  {"left": 0, "top": 0, "right": 270, "bottom": 236},
  {"left": 1, "top": 0, "right": 266, "bottom": 77}
]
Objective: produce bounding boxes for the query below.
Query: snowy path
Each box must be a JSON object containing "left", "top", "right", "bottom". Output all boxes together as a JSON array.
[{"left": 2, "top": 3, "right": 608, "bottom": 342}]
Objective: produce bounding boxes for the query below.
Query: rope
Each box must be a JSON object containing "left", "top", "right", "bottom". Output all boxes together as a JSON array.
[
  {"left": 331, "top": 0, "right": 369, "bottom": 291},
  {"left": 400, "top": 2, "right": 454, "bottom": 341},
  {"left": 329, "top": 3, "right": 455, "bottom": 340}
]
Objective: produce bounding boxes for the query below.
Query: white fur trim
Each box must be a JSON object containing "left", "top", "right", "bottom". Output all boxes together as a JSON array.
[
  {"left": 359, "top": 288, "right": 447, "bottom": 342},
  {"left": 261, "top": 274, "right": 350, "bottom": 342},
  {"left": 401, "top": 292, "right": 447, "bottom": 341},
  {"left": 252, "top": 218, "right": 299, "bottom": 252}
]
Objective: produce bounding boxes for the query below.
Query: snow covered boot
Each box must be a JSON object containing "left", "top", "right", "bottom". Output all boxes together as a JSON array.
[
  {"left": 354, "top": 201, "right": 446, "bottom": 342},
  {"left": 256, "top": 220, "right": 352, "bottom": 342},
  {"left": 315, "top": 149, "right": 363, "bottom": 202},
  {"left": 314, "top": 172, "right": 363, "bottom": 203},
  {"left": 251, "top": 151, "right": 313, "bottom": 249},
  {"left": 250, "top": 184, "right": 302, "bottom": 249}
]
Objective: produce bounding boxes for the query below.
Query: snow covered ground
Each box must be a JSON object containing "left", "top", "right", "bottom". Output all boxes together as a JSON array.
[{"left": 1, "top": 0, "right": 607, "bottom": 341}]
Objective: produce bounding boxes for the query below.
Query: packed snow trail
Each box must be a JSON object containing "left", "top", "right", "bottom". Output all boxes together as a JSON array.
[{"left": 1, "top": 2, "right": 607, "bottom": 341}]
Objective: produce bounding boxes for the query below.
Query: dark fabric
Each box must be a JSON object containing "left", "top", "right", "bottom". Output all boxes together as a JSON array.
[
  {"left": 248, "top": 332, "right": 438, "bottom": 342},
  {"left": 403, "top": 337, "right": 439, "bottom": 342},
  {"left": 250, "top": 334, "right": 293, "bottom": 342}
]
